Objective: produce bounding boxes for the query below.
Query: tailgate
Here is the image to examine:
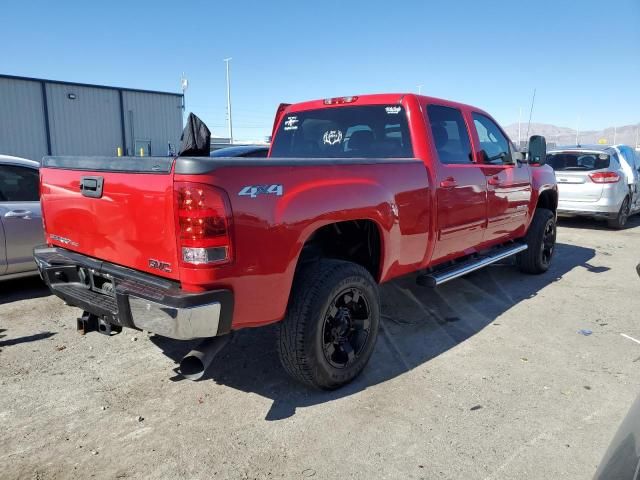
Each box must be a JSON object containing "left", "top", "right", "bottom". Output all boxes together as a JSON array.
[
  {"left": 555, "top": 171, "right": 604, "bottom": 202},
  {"left": 40, "top": 156, "right": 180, "bottom": 280}
]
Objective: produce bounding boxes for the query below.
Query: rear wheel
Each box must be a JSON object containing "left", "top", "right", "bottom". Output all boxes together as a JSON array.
[
  {"left": 607, "top": 196, "right": 630, "bottom": 229},
  {"left": 517, "top": 208, "right": 556, "bottom": 274},
  {"left": 277, "top": 259, "right": 380, "bottom": 390}
]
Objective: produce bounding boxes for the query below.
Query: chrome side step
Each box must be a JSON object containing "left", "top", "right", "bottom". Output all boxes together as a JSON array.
[{"left": 417, "top": 243, "right": 528, "bottom": 288}]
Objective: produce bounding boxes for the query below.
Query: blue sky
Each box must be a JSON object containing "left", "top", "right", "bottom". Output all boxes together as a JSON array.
[{"left": 2, "top": 0, "right": 639, "bottom": 141}]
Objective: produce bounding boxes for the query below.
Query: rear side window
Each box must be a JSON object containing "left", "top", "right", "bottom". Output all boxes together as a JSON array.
[
  {"left": 619, "top": 146, "right": 638, "bottom": 169},
  {"left": 0, "top": 165, "right": 39, "bottom": 202},
  {"left": 270, "top": 105, "right": 413, "bottom": 158},
  {"left": 547, "top": 152, "right": 611, "bottom": 171},
  {"left": 426, "top": 105, "right": 473, "bottom": 164}
]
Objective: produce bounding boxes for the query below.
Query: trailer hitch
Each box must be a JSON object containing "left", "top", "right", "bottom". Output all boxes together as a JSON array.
[{"left": 77, "top": 312, "right": 122, "bottom": 336}]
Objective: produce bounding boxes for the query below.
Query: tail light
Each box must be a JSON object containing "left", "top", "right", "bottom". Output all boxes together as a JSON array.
[
  {"left": 589, "top": 172, "right": 620, "bottom": 183},
  {"left": 323, "top": 96, "right": 358, "bottom": 105},
  {"left": 174, "top": 182, "right": 233, "bottom": 267}
]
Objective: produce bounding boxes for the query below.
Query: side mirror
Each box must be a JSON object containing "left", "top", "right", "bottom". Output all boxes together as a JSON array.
[{"left": 528, "top": 135, "right": 547, "bottom": 164}]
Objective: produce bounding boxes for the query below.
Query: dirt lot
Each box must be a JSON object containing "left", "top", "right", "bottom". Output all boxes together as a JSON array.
[{"left": 1, "top": 216, "right": 640, "bottom": 480}]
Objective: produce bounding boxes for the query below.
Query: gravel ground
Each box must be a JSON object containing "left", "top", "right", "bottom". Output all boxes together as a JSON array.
[{"left": 1, "top": 216, "right": 639, "bottom": 480}]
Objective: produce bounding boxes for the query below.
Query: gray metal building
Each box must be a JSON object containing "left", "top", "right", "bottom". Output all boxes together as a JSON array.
[{"left": 0, "top": 74, "right": 183, "bottom": 161}]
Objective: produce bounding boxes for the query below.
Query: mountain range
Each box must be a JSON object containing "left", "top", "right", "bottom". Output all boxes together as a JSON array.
[{"left": 503, "top": 122, "right": 640, "bottom": 148}]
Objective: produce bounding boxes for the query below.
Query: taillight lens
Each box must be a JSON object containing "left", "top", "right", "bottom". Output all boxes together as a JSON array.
[
  {"left": 174, "top": 182, "right": 233, "bottom": 266},
  {"left": 589, "top": 172, "right": 620, "bottom": 183}
]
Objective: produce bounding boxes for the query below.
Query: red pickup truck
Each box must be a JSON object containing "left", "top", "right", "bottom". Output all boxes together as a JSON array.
[{"left": 35, "top": 93, "right": 557, "bottom": 389}]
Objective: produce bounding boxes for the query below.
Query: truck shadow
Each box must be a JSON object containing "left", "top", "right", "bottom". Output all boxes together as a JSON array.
[{"left": 152, "top": 242, "right": 600, "bottom": 421}]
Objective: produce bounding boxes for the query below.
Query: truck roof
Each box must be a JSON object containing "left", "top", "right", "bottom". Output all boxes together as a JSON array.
[{"left": 284, "top": 93, "right": 483, "bottom": 114}]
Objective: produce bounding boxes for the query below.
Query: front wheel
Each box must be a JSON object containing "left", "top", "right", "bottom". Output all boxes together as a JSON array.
[
  {"left": 277, "top": 259, "right": 380, "bottom": 390},
  {"left": 517, "top": 208, "right": 556, "bottom": 274}
]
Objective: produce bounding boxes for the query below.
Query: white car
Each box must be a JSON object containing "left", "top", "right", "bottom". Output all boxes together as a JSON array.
[{"left": 548, "top": 146, "right": 635, "bottom": 229}]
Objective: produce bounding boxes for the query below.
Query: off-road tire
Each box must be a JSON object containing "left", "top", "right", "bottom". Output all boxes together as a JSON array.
[
  {"left": 517, "top": 208, "right": 556, "bottom": 274},
  {"left": 607, "top": 196, "right": 630, "bottom": 230},
  {"left": 277, "top": 259, "right": 380, "bottom": 390}
]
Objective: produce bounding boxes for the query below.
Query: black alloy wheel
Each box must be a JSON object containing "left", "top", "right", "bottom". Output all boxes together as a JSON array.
[{"left": 321, "top": 287, "right": 372, "bottom": 369}]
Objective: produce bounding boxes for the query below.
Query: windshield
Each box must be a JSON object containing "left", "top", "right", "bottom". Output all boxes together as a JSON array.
[
  {"left": 547, "top": 152, "right": 611, "bottom": 171},
  {"left": 270, "top": 105, "right": 413, "bottom": 158}
]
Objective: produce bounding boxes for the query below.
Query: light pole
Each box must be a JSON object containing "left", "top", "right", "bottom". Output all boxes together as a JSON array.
[
  {"left": 417, "top": 84, "right": 423, "bottom": 95},
  {"left": 224, "top": 58, "right": 233, "bottom": 144},
  {"left": 180, "top": 72, "right": 188, "bottom": 123}
]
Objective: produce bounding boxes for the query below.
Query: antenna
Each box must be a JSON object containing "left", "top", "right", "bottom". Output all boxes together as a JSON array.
[{"left": 525, "top": 88, "right": 536, "bottom": 147}]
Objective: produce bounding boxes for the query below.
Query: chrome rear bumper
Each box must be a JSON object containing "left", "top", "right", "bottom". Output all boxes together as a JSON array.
[{"left": 34, "top": 246, "right": 233, "bottom": 340}]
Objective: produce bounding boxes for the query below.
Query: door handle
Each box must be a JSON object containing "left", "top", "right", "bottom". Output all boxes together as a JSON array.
[
  {"left": 80, "top": 176, "right": 104, "bottom": 198},
  {"left": 439, "top": 177, "right": 458, "bottom": 188},
  {"left": 488, "top": 176, "right": 500, "bottom": 186},
  {"left": 4, "top": 210, "right": 33, "bottom": 219}
]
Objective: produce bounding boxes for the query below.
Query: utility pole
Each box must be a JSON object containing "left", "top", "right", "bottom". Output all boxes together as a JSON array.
[
  {"left": 223, "top": 58, "right": 233, "bottom": 145},
  {"left": 613, "top": 126, "right": 617, "bottom": 144},
  {"left": 417, "top": 84, "right": 423, "bottom": 95},
  {"left": 575, "top": 115, "right": 580, "bottom": 145}
]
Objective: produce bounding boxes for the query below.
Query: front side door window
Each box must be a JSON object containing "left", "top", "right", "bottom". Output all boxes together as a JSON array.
[{"left": 473, "top": 113, "right": 512, "bottom": 165}]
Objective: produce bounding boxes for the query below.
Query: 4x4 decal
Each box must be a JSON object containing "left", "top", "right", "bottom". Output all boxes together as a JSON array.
[{"left": 238, "top": 184, "right": 283, "bottom": 198}]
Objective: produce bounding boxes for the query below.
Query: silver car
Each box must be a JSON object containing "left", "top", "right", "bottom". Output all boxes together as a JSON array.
[
  {"left": 548, "top": 146, "right": 635, "bottom": 229},
  {"left": 0, "top": 155, "right": 44, "bottom": 279}
]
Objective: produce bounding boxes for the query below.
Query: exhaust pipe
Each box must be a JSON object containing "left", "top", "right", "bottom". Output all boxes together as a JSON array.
[{"left": 179, "top": 334, "right": 232, "bottom": 381}]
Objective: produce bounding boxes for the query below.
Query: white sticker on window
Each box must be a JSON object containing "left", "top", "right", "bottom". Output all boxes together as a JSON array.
[
  {"left": 385, "top": 106, "right": 401, "bottom": 114},
  {"left": 284, "top": 116, "right": 298, "bottom": 131},
  {"left": 322, "top": 130, "right": 343, "bottom": 145}
]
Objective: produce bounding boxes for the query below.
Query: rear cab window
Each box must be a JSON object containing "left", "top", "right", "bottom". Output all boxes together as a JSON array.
[
  {"left": 270, "top": 105, "right": 413, "bottom": 158},
  {"left": 547, "top": 152, "right": 612, "bottom": 171}
]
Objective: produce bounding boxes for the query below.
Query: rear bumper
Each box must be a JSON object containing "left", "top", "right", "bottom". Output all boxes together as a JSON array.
[
  {"left": 557, "top": 197, "right": 623, "bottom": 218},
  {"left": 557, "top": 183, "right": 627, "bottom": 218},
  {"left": 34, "top": 246, "right": 234, "bottom": 340}
]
